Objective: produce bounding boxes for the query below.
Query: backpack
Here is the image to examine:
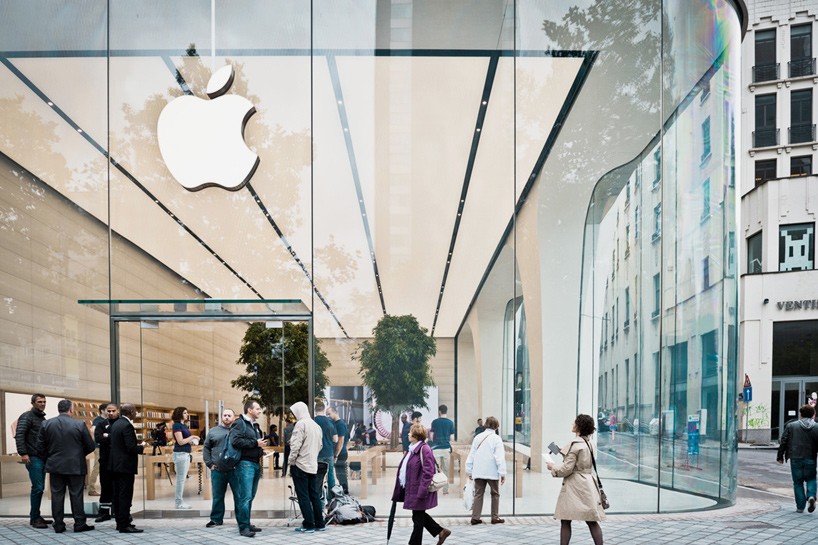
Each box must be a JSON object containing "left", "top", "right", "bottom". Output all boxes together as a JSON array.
[
  {"left": 215, "top": 418, "right": 246, "bottom": 472},
  {"left": 326, "top": 493, "right": 365, "bottom": 525}
]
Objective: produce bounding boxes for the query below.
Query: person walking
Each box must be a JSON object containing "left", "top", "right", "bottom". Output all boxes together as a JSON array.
[
  {"left": 171, "top": 406, "right": 199, "bottom": 509},
  {"left": 231, "top": 399, "right": 267, "bottom": 538},
  {"left": 429, "top": 405, "right": 454, "bottom": 495},
  {"left": 777, "top": 404, "right": 818, "bottom": 513},
  {"left": 14, "top": 393, "right": 51, "bottom": 529},
  {"left": 37, "top": 399, "right": 96, "bottom": 533},
  {"left": 109, "top": 403, "right": 145, "bottom": 533},
  {"left": 288, "top": 401, "right": 325, "bottom": 534},
  {"left": 94, "top": 403, "right": 119, "bottom": 523},
  {"left": 203, "top": 407, "right": 239, "bottom": 528},
  {"left": 87, "top": 403, "right": 106, "bottom": 496},
  {"left": 327, "top": 406, "right": 349, "bottom": 494},
  {"left": 466, "top": 416, "right": 506, "bottom": 525},
  {"left": 546, "top": 414, "right": 605, "bottom": 545},
  {"left": 392, "top": 424, "right": 451, "bottom": 545},
  {"left": 314, "top": 402, "right": 338, "bottom": 499}
]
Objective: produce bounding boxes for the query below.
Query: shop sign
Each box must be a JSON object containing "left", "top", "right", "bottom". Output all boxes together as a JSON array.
[{"left": 776, "top": 300, "right": 818, "bottom": 311}]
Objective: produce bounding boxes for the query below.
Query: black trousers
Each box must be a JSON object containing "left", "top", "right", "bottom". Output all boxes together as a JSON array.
[
  {"left": 98, "top": 465, "right": 113, "bottom": 514},
  {"left": 410, "top": 510, "right": 443, "bottom": 545},
  {"left": 282, "top": 445, "right": 291, "bottom": 476},
  {"left": 111, "top": 472, "right": 135, "bottom": 530},
  {"left": 50, "top": 473, "right": 87, "bottom": 528},
  {"left": 291, "top": 463, "right": 328, "bottom": 529}
]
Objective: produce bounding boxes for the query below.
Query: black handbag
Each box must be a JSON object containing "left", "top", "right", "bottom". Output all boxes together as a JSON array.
[{"left": 583, "top": 438, "right": 610, "bottom": 510}]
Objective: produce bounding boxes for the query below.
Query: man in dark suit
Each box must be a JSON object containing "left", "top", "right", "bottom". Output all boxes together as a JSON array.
[
  {"left": 36, "top": 399, "right": 96, "bottom": 533},
  {"left": 109, "top": 403, "right": 145, "bottom": 534},
  {"left": 93, "top": 402, "right": 118, "bottom": 523}
]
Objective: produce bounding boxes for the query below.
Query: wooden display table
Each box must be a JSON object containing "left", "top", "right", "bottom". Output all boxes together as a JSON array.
[
  {"left": 0, "top": 453, "right": 93, "bottom": 499},
  {"left": 262, "top": 445, "right": 284, "bottom": 475},
  {"left": 347, "top": 445, "right": 385, "bottom": 499},
  {"left": 143, "top": 453, "right": 210, "bottom": 501},
  {"left": 451, "top": 447, "right": 524, "bottom": 498}
]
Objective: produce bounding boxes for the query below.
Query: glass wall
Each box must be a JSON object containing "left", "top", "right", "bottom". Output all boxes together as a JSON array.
[{"left": 0, "top": 0, "right": 741, "bottom": 517}]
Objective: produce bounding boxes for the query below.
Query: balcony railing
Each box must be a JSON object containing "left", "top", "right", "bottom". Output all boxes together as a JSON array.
[
  {"left": 752, "top": 62, "right": 780, "bottom": 82},
  {"left": 789, "top": 123, "right": 816, "bottom": 144},
  {"left": 752, "top": 128, "right": 779, "bottom": 148},
  {"left": 789, "top": 58, "right": 816, "bottom": 78}
]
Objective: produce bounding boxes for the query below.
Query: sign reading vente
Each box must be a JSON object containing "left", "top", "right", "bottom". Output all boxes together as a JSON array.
[{"left": 777, "top": 300, "right": 818, "bottom": 311}]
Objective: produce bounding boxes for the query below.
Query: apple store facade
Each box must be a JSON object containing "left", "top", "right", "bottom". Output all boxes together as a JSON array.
[{"left": 0, "top": 1, "right": 743, "bottom": 517}]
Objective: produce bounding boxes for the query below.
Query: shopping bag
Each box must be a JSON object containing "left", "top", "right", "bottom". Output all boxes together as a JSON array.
[{"left": 463, "top": 479, "right": 475, "bottom": 511}]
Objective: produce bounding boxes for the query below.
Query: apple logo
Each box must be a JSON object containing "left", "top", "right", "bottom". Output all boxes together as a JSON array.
[{"left": 157, "top": 64, "right": 259, "bottom": 191}]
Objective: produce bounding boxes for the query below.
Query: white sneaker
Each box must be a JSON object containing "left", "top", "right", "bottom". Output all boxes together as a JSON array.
[{"left": 176, "top": 503, "right": 192, "bottom": 510}]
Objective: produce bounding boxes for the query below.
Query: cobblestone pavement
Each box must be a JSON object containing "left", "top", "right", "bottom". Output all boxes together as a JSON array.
[{"left": 0, "top": 496, "right": 813, "bottom": 545}]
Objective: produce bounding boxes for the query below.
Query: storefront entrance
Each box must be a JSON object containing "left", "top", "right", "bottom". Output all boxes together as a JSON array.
[
  {"left": 80, "top": 299, "right": 313, "bottom": 517},
  {"left": 771, "top": 378, "right": 818, "bottom": 440}
]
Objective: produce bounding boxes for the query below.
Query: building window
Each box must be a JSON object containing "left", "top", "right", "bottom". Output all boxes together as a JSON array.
[
  {"left": 652, "top": 148, "right": 661, "bottom": 189},
  {"left": 791, "top": 24, "right": 814, "bottom": 77},
  {"left": 754, "top": 94, "right": 777, "bottom": 147},
  {"left": 701, "top": 117, "right": 711, "bottom": 162},
  {"left": 702, "top": 330, "right": 718, "bottom": 378},
  {"left": 755, "top": 158, "right": 776, "bottom": 186},
  {"left": 625, "top": 225, "right": 630, "bottom": 257},
  {"left": 790, "top": 89, "right": 814, "bottom": 144},
  {"left": 701, "top": 178, "right": 710, "bottom": 221},
  {"left": 791, "top": 155, "right": 812, "bottom": 176},
  {"left": 779, "top": 223, "right": 815, "bottom": 271},
  {"left": 703, "top": 256, "right": 711, "bottom": 289},
  {"left": 753, "top": 28, "right": 778, "bottom": 82},
  {"left": 625, "top": 179, "right": 631, "bottom": 207},
  {"left": 624, "top": 288, "right": 630, "bottom": 330},
  {"left": 700, "top": 77, "right": 710, "bottom": 103},
  {"left": 747, "top": 231, "right": 762, "bottom": 274},
  {"left": 652, "top": 273, "right": 661, "bottom": 319},
  {"left": 634, "top": 206, "right": 639, "bottom": 240},
  {"left": 652, "top": 203, "right": 661, "bottom": 242}
]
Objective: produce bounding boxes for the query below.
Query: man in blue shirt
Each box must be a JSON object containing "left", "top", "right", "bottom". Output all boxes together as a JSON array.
[
  {"left": 430, "top": 404, "right": 455, "bottom": 495},
  {"left": 314, "top": 402, "right": 338, "bottom": 500},
  {"left": 326, "top": 407, "right": 349, "bottom": 495}
]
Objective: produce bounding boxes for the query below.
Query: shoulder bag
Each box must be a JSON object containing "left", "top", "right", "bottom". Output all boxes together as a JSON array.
[
  {"left": 582, "top": 438, "right": 610, "bottom": 510},
  {"left": 419, "top": 443, "right": 448, "bottom": 492}
]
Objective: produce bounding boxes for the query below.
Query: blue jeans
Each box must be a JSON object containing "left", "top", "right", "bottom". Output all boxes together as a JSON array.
[
  {"left": 27, "top": 456, "right": 46, "bottom": 522},
  {"left": 210, "top": 469, "right": 239, "bottom": 524},
  {"left": 234, "top": 460, "right": 261, "bottom": 531},
  {"left": 790, "top": 458, "right": 817, "bottom": 510},
  {"left": 291, "top": 463, "right": 327, "bottom": 530},
  {"left": 320, "top": 457, "right": 336, "bottom": 499}
]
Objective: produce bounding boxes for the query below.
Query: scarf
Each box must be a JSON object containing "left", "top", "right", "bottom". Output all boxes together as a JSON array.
[{"left": 399, "top": 440, "right": 422, "bottom": 488}]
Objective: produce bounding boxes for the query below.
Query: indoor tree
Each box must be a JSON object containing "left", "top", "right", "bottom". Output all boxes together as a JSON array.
[
  {"left": 232, "top": 322, "right": 331, "bottom": 431},
  {"left": 356, "top": 314, "right": 436, "bottom": 449}
]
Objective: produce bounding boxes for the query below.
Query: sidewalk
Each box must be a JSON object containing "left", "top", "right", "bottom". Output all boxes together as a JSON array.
[{"left": 0, "top": 496, "right": 811, "bottom": 545}]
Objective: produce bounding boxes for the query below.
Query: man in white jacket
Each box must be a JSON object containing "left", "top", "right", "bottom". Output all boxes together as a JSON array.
[
  {"left": 465, "top": 416, "right": 506, "bottom": 525},
  {"left": 288, "top": 401, "right": 325, "bottom": 533}
]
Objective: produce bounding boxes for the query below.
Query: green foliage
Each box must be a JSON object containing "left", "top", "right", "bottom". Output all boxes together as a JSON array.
[
  {"left": 743, "top": 402, "right": 770, "bottom": 429},
  {"left": 232, "top": 322, "right": 330, "bottom": 416},
  {"left": 356, "top": 314, "right": 436, "bottom": 413}
]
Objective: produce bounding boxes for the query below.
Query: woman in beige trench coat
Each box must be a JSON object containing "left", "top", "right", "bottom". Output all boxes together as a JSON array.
[{"left": 546, "top": 414, "right": 604, "bottom": 545}]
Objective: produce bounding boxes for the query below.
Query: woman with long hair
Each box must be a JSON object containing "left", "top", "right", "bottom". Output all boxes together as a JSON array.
[
  {"left": 391, "top": 424, "right": 451, "bottom": 545},
  {"left": 171, "top": 406, "right": 198, "bottom": 509},
  {"left": 546, "top": 414, "right": 605, "bottom": 545}
]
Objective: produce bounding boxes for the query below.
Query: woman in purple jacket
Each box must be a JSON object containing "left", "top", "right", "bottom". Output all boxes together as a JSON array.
[{"left": 392, "top": 424, "right": 452, "bottom": 545}]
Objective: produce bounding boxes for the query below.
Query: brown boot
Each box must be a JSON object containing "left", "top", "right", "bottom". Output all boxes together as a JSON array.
[
  {"left": 437, "top": 528, "right": 451, "bottom": 544},
  {"left": 491, "top": 517, "right": 505, "bottom": 524}
]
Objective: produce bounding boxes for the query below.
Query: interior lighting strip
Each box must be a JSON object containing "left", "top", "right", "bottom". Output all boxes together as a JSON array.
[
  {"left": 326, "top": 55, "right": 387, "bottom": 316},
  {"left": 430, "top": 54, "right": 499, "bottom": 336}
]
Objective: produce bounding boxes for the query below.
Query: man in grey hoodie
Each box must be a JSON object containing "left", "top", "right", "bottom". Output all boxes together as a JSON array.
[
  {"left": 777, "top": 404, "right": 818, "bottom": 513},
  {"left": 288, "top": 401, "right": 325, "bottom": 533}
]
